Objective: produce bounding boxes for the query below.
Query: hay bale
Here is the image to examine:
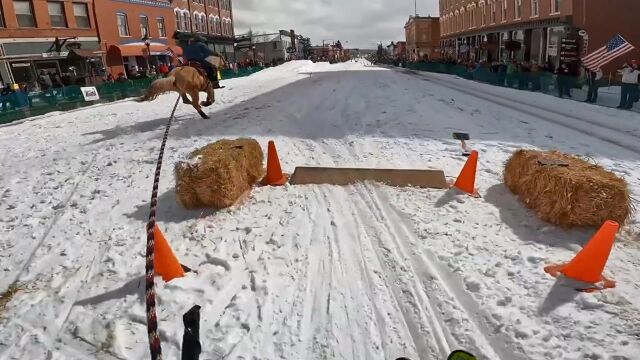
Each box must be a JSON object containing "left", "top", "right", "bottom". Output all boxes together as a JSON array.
[
  {"left": 504, "top": 150, "right": 632, "bottom": 227},
  {"left": 175, "top": 138, "right": 263, "bottom": 209}
]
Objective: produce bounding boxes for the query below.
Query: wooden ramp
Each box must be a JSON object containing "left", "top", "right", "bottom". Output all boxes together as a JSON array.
[{"left": 289, "top": 167, "right": 448, "bottom": 189}]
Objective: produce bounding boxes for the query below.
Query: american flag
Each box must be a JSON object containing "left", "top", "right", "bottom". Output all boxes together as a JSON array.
[
  {"left": 582, "top": 34, "right": 635, "bottom": 70},
  {"left": 163, "top": 47, "right": 176, "bottom": 58}
]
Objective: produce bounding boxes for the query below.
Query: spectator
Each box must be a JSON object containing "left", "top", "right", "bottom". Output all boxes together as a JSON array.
[
  {"left": 617, "top": 62, "right": 640, "bottom": 109},
  {"left": 530, "top": 61, "right": 541, "bottom": 91},
  {"left": 116, "top": 72, "right": 128, "bottom": 83},
  {"left": 158, "top": 63, "right": 170, "bottom": 77},
  {"left": 37, "top": 70, "right": 53, "bottom": 91},
  {"left": 556, "top": 63, "right": 571, "bottom": 98},
  {"left": 105, "top": 73, "right": 115, "bottom": 83},
  {"left": 52, "top": 73, "right": 64, "bottom": 88},
  {"left": 506, "top": 61, "right": 518, "bottom": 87},
  {"left": 14, "top": 84, "right": 30, "bottom": 109},
  {"left": 584, "top": 66, "right": 603, "bottom": 103},
  {"left": 149, "top": 65, "right": 158, "bottom": 78}
]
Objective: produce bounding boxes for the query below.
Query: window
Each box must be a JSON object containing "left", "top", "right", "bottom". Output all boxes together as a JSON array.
[
  {"left": 116, "top": 13, "right": 129, "bottom": 36},
  {"left": 481, "top": 4, "right": 486, "bottom": 25},
  {"left": 175, "top": 11, "right": 181, "bottom": 30},
  {"left": 14, "top": 1, "right": 35, "bottom": 27},
  {"left": 140, "top": 15, "right": 149, "bottom": 37},
  {"left": 0, "top": 5, "right": 5, "bottom": 27},
  {"left": 531, "top": 0, "right": 539, "bottom": 16},
  {"left": 501, "top": 0, "right": 507, "bottom": 21},
  {"left": 490, "top": 0, "right": 496, "bottom": 23},
  {"left": 157, "top": 17, "right": 166, "bottom": 37},
  {"left": 73, "top": 3, "right": 90, "bottom": 28},
  {"left": 201, "top": 15, "right": 206, "bottom": 33},
  {"left": 470, "top": 7, "right": 475, "bottom": 27},
  {"left": 551, "top": 0, "right": 560, "bottom": 13},
  {"left": 514, "top": 0, "right": 521, "bottom": 19},
  {"left": 48, "top": 1, "right": 67, "bottom": 28},
  {"left": 181, "top": 12, "right": 189, "bottom": 31}
]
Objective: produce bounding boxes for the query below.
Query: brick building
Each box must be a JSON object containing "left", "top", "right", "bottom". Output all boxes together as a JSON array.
[
  {"left": 172, "top": 0, "right": 235, "bottom": 60},
  {"left": 0, "top": 0, "right": 102, "bottom": 86},
  {"left": 0, "top": 0, "right": 236, "bottom": 85},
  {"left": 96, "top": 0, "right": 181, "bottom": 77},
  {"left": 439, "top": 0, "right": 640, "bottom": 72},
  {"left": 405, "top": 15, "right": 441, "bottom": 61}
]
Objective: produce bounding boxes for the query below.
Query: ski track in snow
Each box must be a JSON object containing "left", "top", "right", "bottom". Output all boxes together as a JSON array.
[{"left": 1, "top": 60, "right": 640, "bottom": 360}]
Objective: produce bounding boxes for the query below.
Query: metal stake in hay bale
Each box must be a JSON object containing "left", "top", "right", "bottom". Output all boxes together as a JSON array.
[
  {"left": 175, "top": 138, "right": 264, "bottom": 209},
  {"left": 504, "top": 149, "right": 632, "bottom": 228}
]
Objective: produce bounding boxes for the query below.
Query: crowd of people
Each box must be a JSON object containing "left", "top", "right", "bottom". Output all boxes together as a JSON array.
[{"left": 400, "top": 56, "right": 640, "bottom": 110}]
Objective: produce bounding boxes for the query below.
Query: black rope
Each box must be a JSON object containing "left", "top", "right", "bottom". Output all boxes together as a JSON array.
[{"left": 145, "top": 95, "right": 181, "bottom": 360}]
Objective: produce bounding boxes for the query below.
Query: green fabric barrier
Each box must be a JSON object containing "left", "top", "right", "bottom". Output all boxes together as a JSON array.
[{"left": 0, "top": 67, "right": 265, "bottom": 125}]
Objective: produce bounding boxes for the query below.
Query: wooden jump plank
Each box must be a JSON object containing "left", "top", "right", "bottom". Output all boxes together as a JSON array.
[{"left": 289, "top": 167, "right": 448, "bottom": 189}]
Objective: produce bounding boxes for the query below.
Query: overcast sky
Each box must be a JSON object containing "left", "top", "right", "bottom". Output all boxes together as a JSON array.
[{"left": 233, "top": 0, "right": 439, "bottom": 49}]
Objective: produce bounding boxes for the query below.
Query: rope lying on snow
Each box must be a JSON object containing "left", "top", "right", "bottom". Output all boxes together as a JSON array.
[{"left": 145, "top": 95, "right": 181, "bottom": 360}]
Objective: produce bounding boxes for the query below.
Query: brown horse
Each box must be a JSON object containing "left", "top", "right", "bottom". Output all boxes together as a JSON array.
[{"left": 137, "top": 66, "right": 215, "bottom": 119}]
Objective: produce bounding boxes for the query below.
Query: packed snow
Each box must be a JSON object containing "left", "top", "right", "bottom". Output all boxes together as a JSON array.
[{"left": 1, "top": 60, "right": 639, "bottom": 360}]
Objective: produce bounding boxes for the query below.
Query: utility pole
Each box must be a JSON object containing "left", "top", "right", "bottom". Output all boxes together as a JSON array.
[{"left": 414, "top": 0, "right": 417, "bottom": 16}]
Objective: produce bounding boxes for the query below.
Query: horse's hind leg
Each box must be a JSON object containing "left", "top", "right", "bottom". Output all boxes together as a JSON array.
[{"left": 190, "top": 91, "right": 209, "bottom": 119}]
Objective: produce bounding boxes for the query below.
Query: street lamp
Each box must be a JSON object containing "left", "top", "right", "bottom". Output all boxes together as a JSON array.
[{"left": 142, "top": 35, "right": 151, "bottom": 70}]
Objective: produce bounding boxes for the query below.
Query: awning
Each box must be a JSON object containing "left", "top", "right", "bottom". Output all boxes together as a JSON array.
[
  {"left": 69, "top": 49, "right": 106, "bottom": 58},
  {"left": 108, "top": 44, "right": 183, "bottom": 58}
]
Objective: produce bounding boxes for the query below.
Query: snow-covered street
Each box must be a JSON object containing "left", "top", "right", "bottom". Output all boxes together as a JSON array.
[{"left": 1, "top": 60, "right": 640, "bottom": 360}]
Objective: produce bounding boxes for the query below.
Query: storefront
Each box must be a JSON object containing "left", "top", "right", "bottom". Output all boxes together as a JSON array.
[
  {"left": 0, "top": 39, "right": 102, "bottom": 89},
  {"left": 106, "top": 42, "right": 182, "bottom": 78}
]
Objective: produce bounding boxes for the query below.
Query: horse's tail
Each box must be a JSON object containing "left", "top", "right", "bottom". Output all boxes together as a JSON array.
[{"left": 136, "top": 76, "right": 176, "bottom": 102}]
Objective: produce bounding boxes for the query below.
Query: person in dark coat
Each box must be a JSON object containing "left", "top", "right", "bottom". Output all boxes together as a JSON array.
[
  {"left": 584, "top": 66, "right": 603, "bottom": 103},
  {"left": 182, "top": 36, "right": 222, "bottom": 89},
  {"left": 556, "top": 63, "right": 572, "bottom": 98}
]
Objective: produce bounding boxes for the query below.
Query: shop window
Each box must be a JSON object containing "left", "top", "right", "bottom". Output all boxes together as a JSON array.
[
  {"left": 140, "top": 15, "right": 149, "bottom": 37},
  {"left": 48, "top": 1, "right": 67, "bottom": 28},
  {"left": 117, "top": 13, "right": 129, "bottom": 36},
  {"left": 157, "top": 17, "right": 166, "bottom": 37},
  {"left": 73, "top": 3, "right": 90, "bottom": 28},
  {"left": 14, "top": 0, "right": 36, "bottom": 28}
]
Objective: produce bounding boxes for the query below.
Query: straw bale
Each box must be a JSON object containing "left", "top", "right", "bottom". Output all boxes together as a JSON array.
[
  {"left": 175, "top": 138, "right": 263, "bottom": 209},
  {"left": 504, "top": 149, "right": 632, "bottom": 227}
]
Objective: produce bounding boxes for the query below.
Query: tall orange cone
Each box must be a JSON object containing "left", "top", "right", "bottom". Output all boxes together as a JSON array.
[
  {"left": 153, "top": 224, "right": 185, "bottom": 282},
  {"left": 453, "top": 150, "right": 479, "bottom": 197},
  {"left": 544, "top": 220, "right": 619, "bottom": 290},
  {"left": 261, "top": 140, "right": 288, "bottom": 186}
]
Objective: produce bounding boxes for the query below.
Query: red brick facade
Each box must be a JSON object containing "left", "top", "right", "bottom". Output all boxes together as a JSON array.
[
  {"left": 405, "top": 16, "right": 441, "bottom": 61},
  {"left": 439, "top": 0, "right": 640, "bottom": 71},
  {"left": 0, "top": 0, "right": 100, "bottom": 85},
  {"left": 94, "top": 0, "right": 179, "bottom": 76},
  {"left": 0, "top": 0, "right": 236, "bottom": 85}
]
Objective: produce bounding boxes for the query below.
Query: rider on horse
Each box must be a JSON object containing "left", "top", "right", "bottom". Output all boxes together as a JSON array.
[{"left": 182, "top": 36, "right": 223, "bottom": 89}]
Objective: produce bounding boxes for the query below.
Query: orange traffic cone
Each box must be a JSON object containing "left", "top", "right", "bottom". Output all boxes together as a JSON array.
[
  {"left": 261, "top": 140, "right": 288, "bottom": 186},
  {"left": 544, "top": 220, "right": 619, "bottom": 291},
  {"left": 453, "top": 150, "right": 479, "bottom": 197},
  {"left": 153, "top": 224, "right": 185, "bottom": 282}
]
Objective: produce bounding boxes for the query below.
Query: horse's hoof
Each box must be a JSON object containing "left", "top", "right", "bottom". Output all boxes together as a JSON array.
[
  {"left": 200, "top": 101, "right": 213, "bottom": 107},
  {"left": 183, "top": 100, "right": 192, "bottom": 105}
]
